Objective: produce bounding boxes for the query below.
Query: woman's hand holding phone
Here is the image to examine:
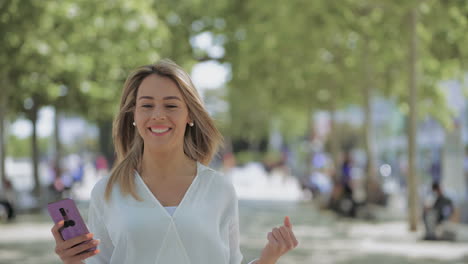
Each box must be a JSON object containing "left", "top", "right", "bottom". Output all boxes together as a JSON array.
[
  {"left": 51, "top": 220, "right": 100, "bottom": 263},
  {"left": 48, "top": 199, "right": 100, "bottom": 263}
]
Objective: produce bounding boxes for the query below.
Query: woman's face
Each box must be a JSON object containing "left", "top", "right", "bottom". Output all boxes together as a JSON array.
[{"left": 134, "top": 74, "right": 191, "bottom": 153}]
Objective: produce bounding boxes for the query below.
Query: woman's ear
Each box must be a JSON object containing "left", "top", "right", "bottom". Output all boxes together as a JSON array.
[
  {"left": 187, "top": 115, "right": 194, "bottom": 127},
  {"left": 187, "top": 113, "right": 193, "bottom": 125}
]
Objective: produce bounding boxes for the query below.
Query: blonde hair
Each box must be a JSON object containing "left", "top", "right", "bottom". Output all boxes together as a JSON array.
[{"left": 104, "top": 59, "right": 223, "bottom": 201}]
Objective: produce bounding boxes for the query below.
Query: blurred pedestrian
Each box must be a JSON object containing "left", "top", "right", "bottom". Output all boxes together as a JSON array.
[
  {"left": 0, "top": 177, "right": 16, "bottom": 221},
  {"left": 51, "top": 59, "right": 298, "bottom": 264},
  {"left": 464, "top": 147, "right": 468, "bottom": 198},
  {"left": 94, "top": 154, "right": 108, "bottom": 172},
  {"left": 94, "top": 154, "right": 109, "bottom": 179},
  {"left": 336, "top": 151, "right": 357, "bottom": 217},
  {"left": 63, "top": 154, "right": 85, "bottom": 188},
  {"left": 429, "top": 151, "right": 441, "bottom": 184},
  {"left": 340, "top": 151, "right": 353, "bottom": 198},
  {"left": 423, "top": 182, "right": 455, "bottom": 240}
]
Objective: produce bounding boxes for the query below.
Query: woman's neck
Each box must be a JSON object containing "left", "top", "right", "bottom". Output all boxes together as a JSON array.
[{"left": 140, "top": 147, "right": 196, "bottom": 181}]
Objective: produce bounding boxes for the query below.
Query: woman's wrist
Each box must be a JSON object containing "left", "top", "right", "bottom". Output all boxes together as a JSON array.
[{"left": 256, "top": 256, "right": 277, "bottom": 264}]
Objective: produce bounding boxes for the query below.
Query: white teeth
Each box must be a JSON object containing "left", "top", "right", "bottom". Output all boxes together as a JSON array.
[{"left": 150, "top": 128, "right": 170, "bottom": 133}]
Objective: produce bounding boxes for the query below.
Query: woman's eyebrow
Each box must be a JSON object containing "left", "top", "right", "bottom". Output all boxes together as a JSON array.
[
  {"left": 163, "top": 96, "right": 182, "bottom": 101},
  {"left": 138, "top": 96, "right": 181, "bottom": 101},
  {"left": 138, "top": 96, "right": 154, "bottom": 100}
]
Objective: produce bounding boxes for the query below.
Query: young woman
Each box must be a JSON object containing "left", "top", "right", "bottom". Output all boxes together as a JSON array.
[{"left": 51, "top": 59, "right": 298, "bottom": 264}]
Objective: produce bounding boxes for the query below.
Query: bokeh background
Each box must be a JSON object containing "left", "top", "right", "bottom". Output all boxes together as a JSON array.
[{"left": 1, "top": 0, "right": 468, "bottom": 263}]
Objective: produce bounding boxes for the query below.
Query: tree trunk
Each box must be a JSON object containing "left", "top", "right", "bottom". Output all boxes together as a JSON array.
[
  {"left": 407, "top": 7, "right": 419, "bottom": 232},
  {"left": 30, "top": 102, "right": 41, "bottom": 198},
  {"left": 306, "top": 102, "right": 314, "bottom": 182},
  {"left": 362, "top": 35, "right": 378, "bottom": 203},
  {"left": 0, "top": 88, "right": 6, "bottom": 183},
  {"left": 98, "top": 119, "right": 115, "bottom": 167},
  {"left": 329, "top": 86, "right": 340, "bottom": 182},
  {"left": 54, "top": 107, "right": 62, "bottom": 182}
]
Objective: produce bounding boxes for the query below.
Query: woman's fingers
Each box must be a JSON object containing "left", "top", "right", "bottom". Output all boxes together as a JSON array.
[
  {"left": 284, "top": 216, "right": 292, "bottom": 229},
  {"left": 283, "top": 216, "right": 299, "bottom": 248},
  {"left": 272, "top": 228, "right": 282, "bottom": 243},
  {"left": 272, "top": 227, "right": 291, "bottom": 252},
  {"left": 52, "top": 221, "right": 100, "bottom": 262},
  {"left": 289, "top": 228, "right": 299, "bottom": 247},
  {"left": 61, "top": 233, "right": 94, "bottom": 252},
  {"left": 51, "top": 221, "right": 65, "bottom": 243},
  {"left": 63, "top": 239, "right": 100, "bottom": 258},
  {"left": 279, "top": 226, "right": 294, "bottom": 249},
  {"left": 262, "top": 217, "right": 299, "bottom": 261},
  {"left": 71, "top": 248, "right": 100, "bottom": 262},
  {"left": 267, "top": 232, "right": 278, "bottom": 245},
  {"left": 54, "top": 232, "right": 95, "bottom": 261}
]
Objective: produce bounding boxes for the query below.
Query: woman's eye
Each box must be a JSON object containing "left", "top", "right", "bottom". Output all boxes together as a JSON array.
[
  {"left": 142, "top": 104, "right": 153, "bottom": 108},
  {"left": 166, "top": 105, "right": 177, "bottom": 108}
]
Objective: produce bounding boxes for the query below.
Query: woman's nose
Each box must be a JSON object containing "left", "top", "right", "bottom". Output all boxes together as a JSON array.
[{"left": 152, "top": 107, "right": 166, "bottom": 120}]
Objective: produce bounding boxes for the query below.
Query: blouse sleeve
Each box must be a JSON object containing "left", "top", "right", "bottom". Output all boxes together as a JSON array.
[
  {"left": 229, "top": 216, "right": 243, "bottom": 264},
  {"left": 84, "top": 195, "right": 114, "bottom": 264},
  {"left": 228, "top": 184, "right": 259, "bottom": 264}
]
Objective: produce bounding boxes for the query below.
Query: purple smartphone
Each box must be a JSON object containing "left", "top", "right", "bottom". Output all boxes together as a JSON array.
[{"left": 47, "top": 198, "right": 96, "bottom": 251}]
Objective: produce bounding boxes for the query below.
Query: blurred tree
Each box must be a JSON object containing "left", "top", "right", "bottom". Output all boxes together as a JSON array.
[
  {"left": 0, "top": 0, "right": 47, "bottom": 195},
  {"left": 221, "top": 0, "right": 468, "bottom": 218},
  {"left": 2, "top": 0, "right": 171, "bottom": 200},
  {"left": 404, "top": 0, "right": 468, "bottom": 231},
  {"left": 42, "top": 0, "right": 170, "bottom": 167},
  {"left": 2, "top": 0, "right": 467, "bottom": 213}
]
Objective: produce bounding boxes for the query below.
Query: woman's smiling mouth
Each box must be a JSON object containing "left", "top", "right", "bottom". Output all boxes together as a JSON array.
[{"left": 148, "top": 126, "right": 172, "bottom": 136}]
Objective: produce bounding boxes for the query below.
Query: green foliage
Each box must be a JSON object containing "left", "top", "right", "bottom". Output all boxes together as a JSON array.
[
  {"left": 234, "top": 151, "right": 263, "bottom": 166},
  {"left": 7, "top": 135, "right": 49, "bottom": 159},
  {"left": 2, "top": 0, "right": 468, "bottom": 150},
  {"left": 222, "top": 0, "right": 468, "bottom": 144}
]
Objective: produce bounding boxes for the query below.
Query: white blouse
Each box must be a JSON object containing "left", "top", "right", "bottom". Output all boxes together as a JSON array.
[
  {"left": 164, "top": 206, "right": 177, "bottom": 216},
  {"left": 85, "top": 162, "right": 258, "bottom": 264}
]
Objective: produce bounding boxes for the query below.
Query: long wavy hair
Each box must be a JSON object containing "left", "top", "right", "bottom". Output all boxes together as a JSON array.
[{"left": 104, "top": 59, "right": 223, "bottom": 201}]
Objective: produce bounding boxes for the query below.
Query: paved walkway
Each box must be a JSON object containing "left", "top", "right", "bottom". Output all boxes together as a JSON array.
[
  {"left": 239, "top": 200, "right": 468, "bottom": 264},
  {"left": 1, "top": 200, "right": 468, "bottom": 264}
]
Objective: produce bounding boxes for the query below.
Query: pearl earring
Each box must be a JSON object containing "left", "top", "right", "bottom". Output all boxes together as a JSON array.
[
  {"left": 133, "top": 122, "right": 136, "bottom": 126},
  {"left": 189, "top": 122, "right": 194, "bottom": 127}
]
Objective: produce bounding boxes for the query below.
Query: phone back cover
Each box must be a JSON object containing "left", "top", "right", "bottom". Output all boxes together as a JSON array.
[{"left": 47, "top": 198, "right": 90, "bottom": 240}]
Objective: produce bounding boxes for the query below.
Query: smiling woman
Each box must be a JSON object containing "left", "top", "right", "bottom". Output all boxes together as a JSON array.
[
  {"left": 134, "top": 75, "right": 193, "bottom": 155},
  {"left": 50, "top": 59, "right": 298, "bottom": 264}
]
